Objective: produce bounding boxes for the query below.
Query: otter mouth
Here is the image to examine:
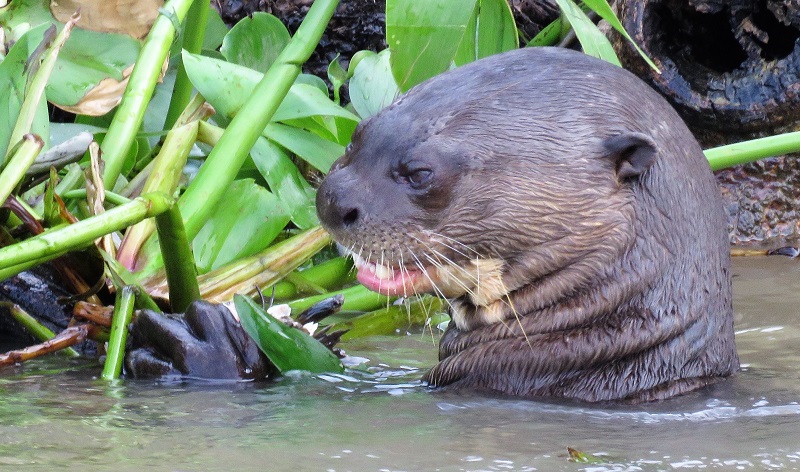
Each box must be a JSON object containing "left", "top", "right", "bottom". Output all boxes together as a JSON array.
[{"left": 351, "top": 252, "right": 435, "bottom": 296}]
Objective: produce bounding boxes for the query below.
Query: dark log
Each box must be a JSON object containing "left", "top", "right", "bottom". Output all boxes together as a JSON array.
[{"left": 612, "top": 0, "right": 800, "bottom": 139}]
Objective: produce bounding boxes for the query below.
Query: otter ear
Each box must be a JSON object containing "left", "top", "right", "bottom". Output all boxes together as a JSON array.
[{"left": 603, "top": 132, "right": 657, "bottom": 180}]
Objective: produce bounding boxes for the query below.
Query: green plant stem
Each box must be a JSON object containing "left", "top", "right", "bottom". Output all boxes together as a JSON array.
[
  {"left": 0, "top": 302, "right": 80, "bottom": 357},
  {"left": 0, "top": 193, "right": 173, "bottom": 280},
  {"left": 164, "top": 0, "right": 210, "bottom": 129},
  {"left": 62, "top": 189, "right": 132, "bottom": 206},
  {"left": 705, "top": 130, "right": 800, "bottom": 170},
  {"left": 336, "top": 296, "right": 446, "bottom": 341},
  {"left": 155, "top": 204, "right": 200, "bottom": 312},
  {"left": 0, "top": 134, "right": 44, "bottom": 206},
  {"left": 272, "top": 256, "right": 355, "bottom": 299},
  {"left": 100, "top": 0, "right": 196, "bottom": 187},
  {"left": 116, "top": 121, "right": 198, "bottom": 269},
  {"left": 5, "top": 19, "right": 76, "bottom": 163},
  {"left": 288, "top": 284, "right": 394, "bottom": 315},
  {"left": 178, "top": 0, "right": 341, "bottom": 240},
  {"left": 101, "top": 286, "right": 136, "bottom": 380}
]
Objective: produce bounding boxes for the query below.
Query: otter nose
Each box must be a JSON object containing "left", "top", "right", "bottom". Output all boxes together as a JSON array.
[{"left": 316, "top": 178, "right": 363, "bottom": 231}]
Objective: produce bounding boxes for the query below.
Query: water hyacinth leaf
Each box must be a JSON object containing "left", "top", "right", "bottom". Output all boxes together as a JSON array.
[
  {"left": 221, "top": 12, "right": 291, "bottom": 72},
  {"left": 264, "top": 123, "right": 345, "bottom": 173},
  {"left": 182, "top": 52, "right": 359, "bottom": 123},
  {"left": 193, "top": 179, "right": 291, "bottom": 273},
  {"left": 46, "top": 28, "right": 141, "bottom": 115},
  {"left": 554, "top": 0, "right": 620, "bottom": 65},
  {"left": 580, "top": 0, "right": 659, "bottom": 72},
  {"left": 203, "top": 7, "right": 228, "bottom": 51},
  {"left": 386, "top": 0, "right": 478, "bottom": 91},
  {"left": 234, "top": 294, "right": 344, "bottom": 374},
  {"left": 250, "top": 137, "right": 319, "bottom": 229},
  {"left": 454, "top": 0, "right": 518, "bottom": 65},
  {"left": 348, "top": 50, "right": 400, "bottom": 119}
]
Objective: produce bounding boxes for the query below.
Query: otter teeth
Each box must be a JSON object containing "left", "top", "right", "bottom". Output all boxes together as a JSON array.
[{"left": 349, "top": 252, "right": 396, "bottom": 279}]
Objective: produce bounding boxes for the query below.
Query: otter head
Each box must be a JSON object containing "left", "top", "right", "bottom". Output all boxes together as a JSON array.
[{"left": 316, "top": 61, "right": 659, "bottom": 331}]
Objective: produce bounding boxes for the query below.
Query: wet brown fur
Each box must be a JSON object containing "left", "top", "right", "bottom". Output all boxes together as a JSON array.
[{"left": 316, "top": 47, "right": 739, "bottom": 402}]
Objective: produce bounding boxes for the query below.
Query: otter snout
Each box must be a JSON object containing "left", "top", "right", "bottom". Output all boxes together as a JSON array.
[{"left": 316, "top": 165, "right": 364, "bottom": 234}]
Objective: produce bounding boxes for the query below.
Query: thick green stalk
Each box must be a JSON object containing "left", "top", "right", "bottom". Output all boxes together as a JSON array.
[
  {"left": 164, "top": 0, "right": 211, "bottom": 129},
  {"left": 272, "top": 256, "right": 355, "bottom": 299},
  {"left": 178, "top": 0, "right": 341, "bottom": 240},
  {"left": 1, "top": 302, "right": 79, "bottom": 357},
  {"left": 100, "top": 0, "right": 196, "bottom": 187},
  {"left": 288, "top": 284, "right": 394, "bottom": 315},
  {"left": 101, "top": 286, "right": 136, "bottom": 380},
  {"left": 155, "top": 205, "right": 200, "bottom": 312},
  {"left": 0, "top": 193, "right": 173, "bottom": 279},
  {"left": 116, "top": 121, "right": 198, "bottom": 269},
  {"left": 704, "top": 130, "right": 800, "bottom": 170},
  {"left": 0, "top": 134, "right": 44, "bottom": 206},
  {"left": 62, "top": 190, "right": 132, "bottom": 207}
]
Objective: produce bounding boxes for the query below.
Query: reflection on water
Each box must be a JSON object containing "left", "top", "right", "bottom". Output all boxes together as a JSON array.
[{"left": 1, "top": 256, "right": 800, "bottom": 471}]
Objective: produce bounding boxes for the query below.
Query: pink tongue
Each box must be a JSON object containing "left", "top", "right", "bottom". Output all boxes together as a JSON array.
[{"left": 356, "top": 264, "right": 431, "bottom": 296}]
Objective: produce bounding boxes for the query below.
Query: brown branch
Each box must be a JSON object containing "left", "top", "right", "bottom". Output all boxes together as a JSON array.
[{"left": 0, "top": 324, "right": 89, "bottom": 367}]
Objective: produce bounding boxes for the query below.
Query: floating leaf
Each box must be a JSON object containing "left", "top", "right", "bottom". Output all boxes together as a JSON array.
[
  {"left": 554, "top": 0, "right": 620, "bottom": 66},
  {"left": 193, "top": 179, "right": 291, "bottom": 273},
  {"left": 234, "top": 294, "right": 344, "bottom": 374},
  {"left": 386, "top": 0, "right": 478, "bottom": 91},
  {"left": 220, "top": 12, "right": 291, "bottom": 73}
]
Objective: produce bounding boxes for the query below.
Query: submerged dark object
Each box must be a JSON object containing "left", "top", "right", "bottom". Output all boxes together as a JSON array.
[
  {"left": 125, "top": 297, "right": 346, "bottom": 380},
  {"left": 613, "top": 0, "right": 800, "bottom": 136},
  {"left": 316, "top": 47, "right": 739, "bottom": 402}
]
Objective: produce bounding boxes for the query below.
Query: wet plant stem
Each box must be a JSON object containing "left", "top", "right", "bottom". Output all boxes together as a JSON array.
[
  {"left": 272, "top": 256, "right": 356, "bottom": 300},
  {"left": 62, "top": 189, "right": 132, "bottom": 207},
  {"left": 155, "top": 205, "right": 200, "bottom": 312},
  {"left": 705, "top": 130, "right": 800, "bottom": 170},
  {"left": 288, "top": 284, "right": 394, "bottom": 315},
  {"left": 164, "top": 0, "right": 210, "bottom": 129},
  {"left": 0, "top": 134, "right": 44, "bottom": 206},
  {"left": 0, "top": 302, "right": 79, "bottom": 357},
  {"left": 101, "top": 286, "right": 136, "bottom": 380},
  {"left": 178, "top": 0, "right": 341, "bottom": 240},
  {"left": 100, "top": 0, "right": 195, "bottom": 187},
  {"left": 0, "top": 193, "right": 173, "bottom": 280}
]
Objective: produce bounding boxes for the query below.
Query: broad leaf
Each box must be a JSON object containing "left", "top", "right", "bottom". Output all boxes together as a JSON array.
[
  {"left": 454, "top": 0, "right": 519, "bottom": 65},
  {"left": 554, "top": 0, "right": 620, "bottom": 66},
  {"left": 182, "top": 52, "right": 359, "bottom": 123},
  {"left": 264, "top": 123, "right": 345, "bottom": 173},
  {"left": 528, "top": 18, "right": 564, "bottom": 47},
  {"left": 234, "top": 294, "right": 344, "bottom": 374},
  {"left": 348, "top": 50, "right": 400, "bottom": 119},
  {"left": 220, "top": 12, "right": 291, "bottom": 73},
  {"left": 193, "top": 179, "right": 291, "bottom": 273},
  {"left": 250, "top": 137, "right": 319, "bottom": 229},
  {"left": 386, "top": 0, "right": 478, "bottom": 91}
]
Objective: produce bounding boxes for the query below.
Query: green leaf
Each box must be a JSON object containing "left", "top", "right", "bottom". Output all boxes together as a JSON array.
[
  {"left": 250, "top": 137, "right": 319, "bottom": 229},
  {"left": 580, "top": 0, "right": 659, "bottom": 72},
  {"left": 220, "top": 12, "right": 290, "bottom": 73},
  {"left": 182, "top": 52, "right": 359, "bottom": 123},
  {"left": 348, "top": 50, "right": 400, "bottom": 119},
  {"left": 455, "top": 0, "right": 518, "bottom": 65},
  {"left": 234, "top": 294, "right": 344, "bottom": 374},
  {"left": 45, "top": 28, "right": 141, "bottom": 110},
  {"left": 528, "top": 18, "right": 563, "bottom": 47},
  {"left": 264, "top": 122, "right": 345, "bottom": 173},
  {"left": 193, "top": 179, "right": 290, "bottom": 273},
  {"left": 386, "top": 0, "right": 478, "bottom": 91},
  {"left": 554, "top": 0, "right": 620, "bottom": 66},
  {"left": 327, "top": 53, "right": 349, "bottom": 103},
  {"left": 203, "top": 6, "right": 228, "bottom": 51}
]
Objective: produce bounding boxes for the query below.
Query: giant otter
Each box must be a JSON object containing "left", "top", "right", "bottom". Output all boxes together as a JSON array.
[{"left": 316, "top": 47, "right": 739, "bottom": 402}]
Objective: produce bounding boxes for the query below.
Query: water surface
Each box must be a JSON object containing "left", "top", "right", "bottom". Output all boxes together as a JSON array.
[{"left": 1, "top": 256, "right": 799, "bottom": 471}]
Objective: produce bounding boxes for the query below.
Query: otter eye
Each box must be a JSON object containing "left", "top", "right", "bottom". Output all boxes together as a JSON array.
[{"left": 407, "top": 169, "right": 433, "bottom": 188}]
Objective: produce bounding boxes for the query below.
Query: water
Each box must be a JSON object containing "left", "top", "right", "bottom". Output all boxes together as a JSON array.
[{"left": 1, "top": 256, "right": 800, "bottom": 471}]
